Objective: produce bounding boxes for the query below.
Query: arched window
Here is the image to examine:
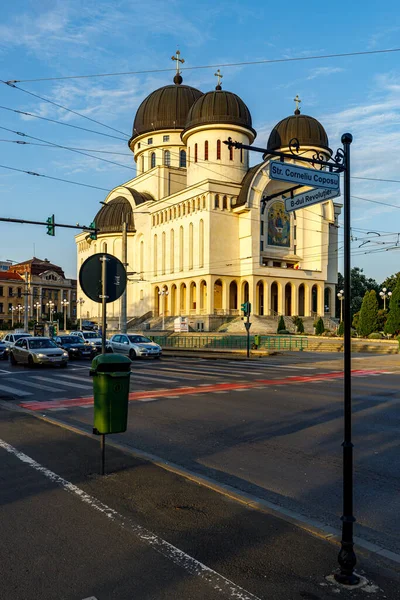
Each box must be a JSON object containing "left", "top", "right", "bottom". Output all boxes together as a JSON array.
[
  {"left": 189, "top": 223, "right": 194, "bottom": 270},
  {"left": 179, "top": 226, "right": 184, "bottom": 271},
  {"left": 240, "top": 148, "right": 243, "bottom": 163},
  {"left": 164, "top": 150, "right": 171, "bottom": 166},
  {"left": 194, "top": 143, "right": 198, "bottom": 163},
  {"left": 214, "top": 194, "right": 220, "bottom": 209},
  {"left": 141, "top": 155, "right": 144, "bottom": 172},
  {"left": 202, "top": 196, "right": 206, "bottom": 209},
  {"left": 151, "top": 152, "right": 156, "bottom": 168},
  {"left": 162, "top": 232, "right": 166, "bottom": 275},
  {"left": 170, "top": 229, "right": 175, "bottom": 273},
  {"left": 216, "top": 139, "right": 221, "bottom": 160},
  {"left": 140, "top": 240, "right": 144, "bottom": 274},
  {"left": 229, "top": 145, "right": 233, "bottom": 161},
  {"left": 222, "top": 196, "right": 228, "bottom": 210},
  {"left": 179, "top": 149, "right": 187, "bottom": 167},
  {"left": 199, "top": 219, "right": 204, "bottom": 268},
  {"left": 204, "top": 140, "right": 208, "bottom": 161},
  {"left": 153, "top": 234, "right": 158, "bottom": 276}
]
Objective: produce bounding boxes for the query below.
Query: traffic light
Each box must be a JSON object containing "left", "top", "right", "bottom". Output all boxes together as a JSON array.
[
  {"left": 89, "top": 221, "right": 97, "bottom": 240},
  {"left": 46, "top": 214, "right": 55, "bottom": 236},
  {"left": 241, "top": 302, "right": 251, "bottom": 316}
]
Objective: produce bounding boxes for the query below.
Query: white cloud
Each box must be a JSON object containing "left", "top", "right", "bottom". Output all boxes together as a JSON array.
[{"left": 307, "top": 66, "right": 344, "bottom": 80}]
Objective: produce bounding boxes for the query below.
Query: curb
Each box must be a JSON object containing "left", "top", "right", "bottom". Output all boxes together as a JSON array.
[{"left": 2, "top": 399, "right": 400, "bottom": 572}]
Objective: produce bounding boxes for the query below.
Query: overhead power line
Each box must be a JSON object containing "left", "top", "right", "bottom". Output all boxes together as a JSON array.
[
  {"left": 0, "top": 163, "right": 109, "bottom": 191},
  {"left": 5, "top": 48, "right": 400, "bottom": 83},
  {"left": 0, "top": 139, "right": 130, "bottom": 155},
  {"left": 1, "top": 81, "right": 129, "bottom": 137},
  {"left": 0, "top": 104, "right": 127, "bottom": 141},
  {"left": 0, "top": 125, "right": 135, "bottom": 171}
]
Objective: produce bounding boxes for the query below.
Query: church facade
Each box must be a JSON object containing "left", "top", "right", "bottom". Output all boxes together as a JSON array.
[{"left": 76, "top": 60, "right": 340, "bottom": 331}]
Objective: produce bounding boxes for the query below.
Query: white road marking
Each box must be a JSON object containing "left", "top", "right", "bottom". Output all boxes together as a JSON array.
[
  {"left": 0, "top": 368, "right": 12, "bottom": 375},
  {"left": 31, "top": 376, "right": 92, "bottom": 390},
  {"left": 56, "top": 374, "right": 92, "bottom": 382},
  {"left": 0, "top": 383, "right": 32, "bottom": 397},
  {"left": 131, "top": 373, "right": 177, "bottom": 384},
  {"left": 4, "top": 379, "right": 65, "bottom": 393},
  {"left": 0, "top": 439, "right": 262, "bottom": 600}
]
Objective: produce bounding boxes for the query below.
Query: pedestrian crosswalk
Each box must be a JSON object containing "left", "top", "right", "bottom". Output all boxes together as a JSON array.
[{"left": 0, "top": 357, "right": 388, "bottom": 406}]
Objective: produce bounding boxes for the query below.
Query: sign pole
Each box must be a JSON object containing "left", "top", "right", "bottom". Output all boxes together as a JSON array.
[
  {"left": 100, "top": 244, "right": 108, "bottom": 476},
  {"left": 246, "top": 312, "right": 250, "bottom": 358},
  {"left": 335, "top": 133, "right": 359, "bottom": 585}
]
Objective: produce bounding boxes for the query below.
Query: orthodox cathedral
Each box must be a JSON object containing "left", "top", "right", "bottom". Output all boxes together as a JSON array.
[{"left": 76, "top": 53, "right": 340, "bottom": 331}]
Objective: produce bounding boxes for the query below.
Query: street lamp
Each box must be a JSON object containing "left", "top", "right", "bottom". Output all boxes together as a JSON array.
[
  {"left": 337, "top": 289, "right": 344, "bottom": 322},
  {"left": 9, "top": 306, "right": 16, "bottom": 328},
  {"left": 61, "top": 298, "right": 69, "bottom": 331},
  {"left": 77, "top": 297, "right": 85, "bottom": 330},
  {"left": 34, "top": 301, "right": 41, "bottom": 323},
  {"left": 379, "top": 287, "right": 392, "bottom": 310},
  {"left": 16, "top": 304, "right": 24, "bottom": 325},
  {"left": 158, "top": 289, "right": 169, "bottom": 330},
  {"left": 46, "top": 300, "right": 55, "bottom": 322}
]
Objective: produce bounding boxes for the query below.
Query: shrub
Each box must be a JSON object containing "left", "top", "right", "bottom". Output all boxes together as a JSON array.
[
  {"left": 368, "top": 332, "right": 382, "bottom": 339},
  {"left": 357, "top": 290, "right": 379, "bottom": 337},
  {"left": 277, "top": 329, "right": 290, "bottom": 335},
  {"left": 337, "top": 321, "right": 344, "bottom": 336},
  {"left": 277, "top": 315, "right": 285, "bottom": 333},
  {"left": 315, "top": 317, "right": 325, "bottom": 336},
  {"left": 385, "top": 279, "right": 400, "bottom": 335},
  {"left": 292, "top": 316, "right": 304, "bottom": 333}
]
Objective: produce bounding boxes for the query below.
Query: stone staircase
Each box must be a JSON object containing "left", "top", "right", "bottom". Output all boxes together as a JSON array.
[{"left": 217, "top": 315, "right": 337, "bottom": 335}]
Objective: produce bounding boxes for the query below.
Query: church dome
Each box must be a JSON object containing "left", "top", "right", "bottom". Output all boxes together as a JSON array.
[
  {"left": 268, "top": 109, "right": 330, "bottom": 154},
  {"left": 130, "top": 79, "right": 203, "bottom": 143},
  {"left": 183, "top": 88, "right": 256, "bottom": 138},
  {"left": 94, "top": 196, "right": 139, "bottom": 234}
]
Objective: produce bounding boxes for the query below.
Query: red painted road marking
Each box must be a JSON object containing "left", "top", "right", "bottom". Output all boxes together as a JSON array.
[{"left": 18, "top": 369, "right": 388, "bottom": 412}]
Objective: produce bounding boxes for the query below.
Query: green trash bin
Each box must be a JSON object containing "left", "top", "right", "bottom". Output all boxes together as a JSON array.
[{"left": 90, "top": 354, "right": 131, "bottom": 434}]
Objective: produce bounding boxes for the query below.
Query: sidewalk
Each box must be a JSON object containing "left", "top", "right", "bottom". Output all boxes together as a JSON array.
[{"left": 0, "top": 406, "right": 398, "bottom": 600}]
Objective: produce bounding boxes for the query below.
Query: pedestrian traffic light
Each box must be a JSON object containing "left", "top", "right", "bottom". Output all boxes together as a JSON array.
[
  {"left": 89, "top": 221, "right": 97, "bottom": 240},
  {"left": 46, "top": 214, "right": 55, "bottom": 236}
]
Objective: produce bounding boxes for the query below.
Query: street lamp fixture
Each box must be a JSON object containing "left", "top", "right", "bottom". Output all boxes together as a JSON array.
[
  {"left": 379, "top": 287, "right": 392, "bottom": 311},
  {"left": 61, "top": 298, "right": 69, "bottom": 331},
  {"left": 337, "top": 289, "right": 344, "bottom": 323},
  {"left": 34, "top": 301, "right": 41, "bottom": 323},
  {"left": 77, "top": 297, "right": 85, "bottom": 330},
  {"left": 158, "top": 289, "right": 169, "bottom": 331},
  {"left": 46, "top": 300, "right": 55, "bottom": 323}
]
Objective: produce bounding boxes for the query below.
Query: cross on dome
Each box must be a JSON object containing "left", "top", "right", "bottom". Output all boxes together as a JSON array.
[
  {"left": 214, "top": 69, "right": 223, "bottom": 90},
  {"left": 294, "top": 94, "right": 301, "bottom": 115}
]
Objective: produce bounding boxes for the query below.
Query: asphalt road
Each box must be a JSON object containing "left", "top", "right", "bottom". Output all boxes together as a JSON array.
[
  {"left": 1, "top": 352, "right": 400, "bottom": 556},
  {"left": 1, "top": 407, "right": 398, "bottom": 600}
]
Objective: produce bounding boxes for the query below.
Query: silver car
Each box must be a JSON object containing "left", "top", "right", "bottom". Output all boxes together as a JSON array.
[
  {"left": 2, "top": 332, "right": 32, "bottom": 353},
  {"left": 10, "top": 336, "right": 69, "bottom": 368},
  {"left": 109, "top": 334, "right": 162, "bottom": 359}
]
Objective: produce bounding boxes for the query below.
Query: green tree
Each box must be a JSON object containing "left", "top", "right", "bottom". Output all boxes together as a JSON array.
[
  {"left": 315, "top": 317, "right": 325, "bottom": 335},
  {"left": 338, "top": 321, "right": 344, "bottom": 336},
  {"left": 336, "top": 267, "right": 379, "bottom": 318},
  {"left": 385, "top": 279, "right": 400, "bottom": 335},
  {"left": 357, "top": 290, "right": 379, "bottom": 337},
  {"left": 380, "top": 272, "right": 400, "bottom": 295},
  {"left": 297, "top": 318, "right": 304, "bottom": 334},
  {"left": 277, "top": 315, "right": 285, "bottom": 333},
  {"left": 377, "top": 309, "right": 387, "bottom": 331}
]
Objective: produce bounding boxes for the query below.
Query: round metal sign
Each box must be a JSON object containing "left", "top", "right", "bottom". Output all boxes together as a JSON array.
[{"left": 79, "top": 253, "right": 127, "bottom": 303}]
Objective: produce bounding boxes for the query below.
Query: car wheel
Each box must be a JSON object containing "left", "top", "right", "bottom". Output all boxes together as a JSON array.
[
  {"left": 129, "top": 349, "right": 137, "bottom": 360},
  {"left": 9, "top": 352, "right": 17, "bottom": 366},
  {"left": 28, "top": 355, "right": 35, "bottom": 368}
]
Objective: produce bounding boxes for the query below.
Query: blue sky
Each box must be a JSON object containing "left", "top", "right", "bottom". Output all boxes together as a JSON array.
[{"left": 0, "top": 0, "right": 399, "bottom": 282}]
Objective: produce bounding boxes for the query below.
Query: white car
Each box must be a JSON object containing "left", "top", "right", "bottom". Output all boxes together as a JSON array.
[
  {"left": 2, "top": 332, "right": 32, "bottom": 353},
  {"left": 109, "top": 334, "right": 162, "bottom": 359}
]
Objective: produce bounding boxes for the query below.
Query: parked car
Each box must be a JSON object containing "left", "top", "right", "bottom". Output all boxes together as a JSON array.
[
  {"left": 2, "top": 332, "right": 33, "bottom": 353},
  {"left": 0, "top": 339, "right": 9, "bottom": 360},
  {"left": 109, "top": 334, "right": 162, "bottom": 359},
  {"left": 55, "top": 335, "right": 95, "bottom": 360},
  {"left": 82, "top": 320, "right": 98, "bottom": 331},
  {"left": 9, "top": 336, "right": 69, "bottom": 367},
  {"left": 72, "top": 331, "right": 113, "bottom": 354}
]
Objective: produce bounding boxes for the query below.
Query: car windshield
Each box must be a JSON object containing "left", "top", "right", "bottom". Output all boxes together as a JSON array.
[
  {"left": 83, "top": 332, "right": 98, "bottom": 339},
  {"left": 14, "top": 334, "right": 31, "bottom": 341},
  {"left": 61, "top": 336, "right": 81, "bottom": 344},
  {"left": 128, "top": 335, "right": 152, "bottom": 344},
  {"left": 28, "top": 339, "right": 58, "bottom": 350}
]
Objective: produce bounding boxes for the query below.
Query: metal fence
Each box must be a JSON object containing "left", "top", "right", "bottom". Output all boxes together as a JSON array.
[{"left": 149, "top": 335, "right": 308, "bottom": 351}]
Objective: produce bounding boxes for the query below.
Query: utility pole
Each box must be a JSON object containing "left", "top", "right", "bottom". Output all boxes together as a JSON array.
[
  {"left": 23, "top": 269, "right": 29, "bottom": 332},
  {"left": 120, "top": 219, "right": 128, "bottom": 333}
]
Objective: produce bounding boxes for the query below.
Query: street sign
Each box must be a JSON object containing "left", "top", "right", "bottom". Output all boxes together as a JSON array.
[
  {"left": 269, "top": 160, "right": 340, "bottom": 190},
  {"left": 244, "top": 322, "right": 252, "bottom": 331},
  {"left": 79, "top": 253, "right": 127, "bottom": 303},
  {"left": 285, "top": 186, "right": 340, "bottom": 213}
]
